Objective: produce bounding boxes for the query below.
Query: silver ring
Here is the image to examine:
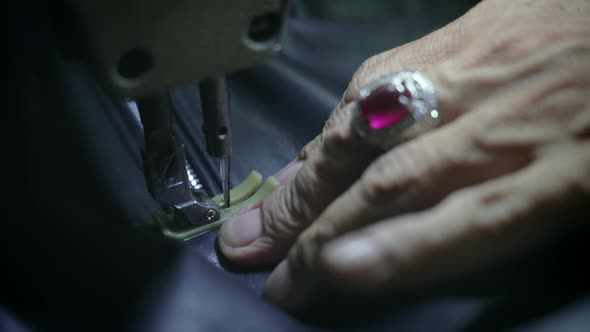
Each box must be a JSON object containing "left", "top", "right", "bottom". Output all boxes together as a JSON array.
[{"left": 352, "top": 70, "right": 439, "bottom": 151}]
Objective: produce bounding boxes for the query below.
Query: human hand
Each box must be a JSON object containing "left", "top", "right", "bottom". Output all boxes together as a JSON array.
[{"left": 218, "top": 0, "right": 590, "bottom": 309}]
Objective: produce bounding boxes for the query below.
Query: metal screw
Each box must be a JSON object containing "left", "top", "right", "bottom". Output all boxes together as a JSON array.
[{"left": 206, "top": 209, "right": 217, "bottom": 221}]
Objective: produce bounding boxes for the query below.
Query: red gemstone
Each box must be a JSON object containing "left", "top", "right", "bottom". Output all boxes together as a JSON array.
[{"left": 359, "top": 84, "right": 411, "bottom": 130}]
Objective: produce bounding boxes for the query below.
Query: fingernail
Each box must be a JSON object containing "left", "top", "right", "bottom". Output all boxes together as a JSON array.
[
  {"left": 263, "top": 260, "right": 293, "bottom": 305},
  {"left": 219, "top": 208, "right": 263, "bottom": 248},
  {"left": 322, "top": 238, "right": 383, "bottom": 285}
]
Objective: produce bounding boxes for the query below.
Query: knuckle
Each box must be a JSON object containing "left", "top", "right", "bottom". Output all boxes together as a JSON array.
[
  {"left": 310, "top": 129, "right": 357, "bottom": 180},
  {"left": 324, "top": 102, "right": 353, "bottom": 133},
  {"left": 358, "top": 151, "right": 416, "bottom": 204},
  {"left": 260, "top": 186, "right": 308, "bottom": 247},
  {"left": 461, "top": 25, "right": 529, "bottom": 70},
  {"left": 300, "top": 102, "right": 355, "bottom": 160},
  {"left": 288, "top": 244, "right": 310, "bottom": 273},
  {"left": 291, "top": 166, "right": 322, "bottom": 221},
  {"left": 302, "top": 223, "right": 338, "bottom": 246},
  {"left": 358, "top": 155, "right": 410, "bottom": 205},
  {"left": 299, "top": 101, "right": 356, "bottom": 161},
  {"left": 299, "top": 134, "right": 322, "bottom": 160},
  {"left": 266, "top": 158, "right": 334, "bottom": 235},
  {"left": 358, "top": 135, "right": 465, "bottom": 205},
  {"left": 288, "top": 234, "right": 317, "bottom": 273},
  {"left": 346, "top": 54, "right": 387, "bottom": 102},
  {"left": 321, "top": 126, "right": 351, "bottom": 152},
  {"left": 449, "top": 186, "right": 514, "bottom": 239},
  {"left": 466, "top": 199, "right": 503, "bottom": 237},
  {"left": 290, "top": 225, "right": 338, "bottom": 273}
]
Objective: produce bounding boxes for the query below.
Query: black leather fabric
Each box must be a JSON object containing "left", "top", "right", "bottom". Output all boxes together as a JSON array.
[{"left": 5, "top": 1, "right": 590, "bottom": 331}]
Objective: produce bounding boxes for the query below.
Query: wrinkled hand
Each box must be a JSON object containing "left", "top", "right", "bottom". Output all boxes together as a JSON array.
[{"left": 218, "top": 0, "right": 590, "bottom": 309}]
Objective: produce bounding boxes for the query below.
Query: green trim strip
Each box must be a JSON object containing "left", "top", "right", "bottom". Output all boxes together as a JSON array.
[{"left": 211, "top": 171, "right": 263, "bottom": 207}]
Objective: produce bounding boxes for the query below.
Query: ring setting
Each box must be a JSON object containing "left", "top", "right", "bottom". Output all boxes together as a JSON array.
[{"left": 352, "top": 70, "right": 439, "bottom": 150}]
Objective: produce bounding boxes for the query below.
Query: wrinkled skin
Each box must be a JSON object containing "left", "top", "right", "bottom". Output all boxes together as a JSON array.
[{"left": 218, "top": 0, "right": 590, "bottom": 310}]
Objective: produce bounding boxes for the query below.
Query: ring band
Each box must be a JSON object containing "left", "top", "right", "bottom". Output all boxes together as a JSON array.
[{"left": 352, "top": 70, "right": 439, "bottom": 150}]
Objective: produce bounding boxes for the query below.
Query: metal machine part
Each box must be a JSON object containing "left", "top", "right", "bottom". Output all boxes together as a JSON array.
[
  {"left": 64, "top": 0, "right": 288, "bottom": 229},
  {"left": 199, "top": 79, "right": 232, "bottom": 159},
  {"left": 125, "top": 98, "right": 204, "bottom": 193},
  {"left": 137, "top": 93, "right": 220, "bottom": 226},
  {"left": 199, "top": 78, "right": 232, "bottom": 207},
  {"left": 66, "top": 0, "right": 288, "bottom": 98}
]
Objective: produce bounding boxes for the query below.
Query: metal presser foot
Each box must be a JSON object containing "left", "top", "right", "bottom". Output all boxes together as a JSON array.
[
  {"left": 137, "top": 92, "right": 221, "bottom": 228},
  {"left": 155, "top": 170, "right": 279, "bottom": 240},
  {"left": 142, "top": 139, "right": 222, "bottom": 226},
  {"left": 145, "top": 147, "right": 280, "bottom": 240}
]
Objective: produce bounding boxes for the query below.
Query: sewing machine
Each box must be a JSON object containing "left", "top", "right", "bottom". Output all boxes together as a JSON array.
[{"left": 65, "top": 0, "right": 288, "bottom": 233}]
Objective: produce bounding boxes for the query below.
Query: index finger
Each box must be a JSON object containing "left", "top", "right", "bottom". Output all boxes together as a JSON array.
[{"left": 218, "top": 104, "right": 375, "bottom": 265}]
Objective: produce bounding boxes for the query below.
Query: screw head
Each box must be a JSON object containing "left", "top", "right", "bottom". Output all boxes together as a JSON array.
[{"left": 206, "top": 210, "right": 217, "bottom": 221}]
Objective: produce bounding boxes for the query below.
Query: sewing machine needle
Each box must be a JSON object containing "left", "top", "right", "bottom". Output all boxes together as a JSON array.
[{"left": 220, "top": 157, "right": 231, "bottom": 207}]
